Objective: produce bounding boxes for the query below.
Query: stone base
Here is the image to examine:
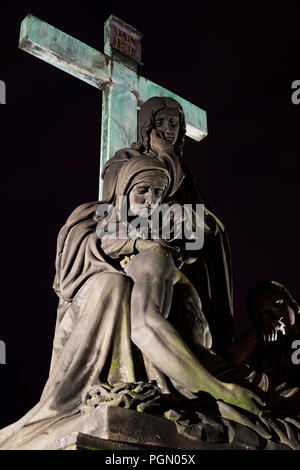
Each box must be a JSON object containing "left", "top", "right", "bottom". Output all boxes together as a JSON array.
[
  {"left": 42, "top": 407, "right": 232, "bottom": 450},
  {"left": 15, "top": 407, "right": 287, "bottom": 451}
]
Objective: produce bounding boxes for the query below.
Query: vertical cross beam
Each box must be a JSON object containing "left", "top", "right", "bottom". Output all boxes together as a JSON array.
[{"left": 100, "top": 17, "right": 142, "bottom": 196}]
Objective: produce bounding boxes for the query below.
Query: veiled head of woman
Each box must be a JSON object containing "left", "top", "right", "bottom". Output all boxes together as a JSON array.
[
  {"left": 131, "top": 96, "right": 186, "bottom": 158},
  {"left": 114, "top": 156, "right": 171, "bottom": 217}
]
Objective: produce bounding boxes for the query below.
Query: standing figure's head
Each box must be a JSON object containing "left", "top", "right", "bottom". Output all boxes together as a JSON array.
[
  {"left": 245, "top": 280, "right": 300, "bottom": 333},
  {"left": 131, "top": 96, "right": 186, "bottom": 157}
]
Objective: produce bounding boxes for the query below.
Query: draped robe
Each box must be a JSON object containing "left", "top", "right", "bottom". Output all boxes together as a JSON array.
[{"left": 0, "top": 154, "right": 299, "bottom": 450}]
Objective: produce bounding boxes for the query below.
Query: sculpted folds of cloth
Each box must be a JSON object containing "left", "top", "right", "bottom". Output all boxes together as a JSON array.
[{"left": 0, "top": 97, "right": 299, "bottom": 450}]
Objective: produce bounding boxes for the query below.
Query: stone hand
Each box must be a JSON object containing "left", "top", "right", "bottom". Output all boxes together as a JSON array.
[{"left": 150, "top": 129, "right": 174, "bottom": 154}]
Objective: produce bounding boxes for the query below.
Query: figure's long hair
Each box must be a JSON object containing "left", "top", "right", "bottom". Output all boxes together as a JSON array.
[
  {"left": 245, "top": 280, "right": 300, "bottom": 321},
  {"left": 131, "top": 97, "right": 186, "bottom": 158}
]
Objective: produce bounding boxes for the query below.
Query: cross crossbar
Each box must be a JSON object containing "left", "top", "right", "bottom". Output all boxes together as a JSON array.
[{"left": 19, "top": 14, "right": 208, "bottom": 198}]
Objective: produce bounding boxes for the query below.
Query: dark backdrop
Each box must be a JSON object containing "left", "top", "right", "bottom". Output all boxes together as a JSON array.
[{"left": 0, "top": 2, "right": 299, "bottom": 428}]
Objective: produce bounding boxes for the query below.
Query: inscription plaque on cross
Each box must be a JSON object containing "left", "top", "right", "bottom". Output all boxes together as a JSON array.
[{"left": 19, "top": 14, "right": 207, "bottom": 198}]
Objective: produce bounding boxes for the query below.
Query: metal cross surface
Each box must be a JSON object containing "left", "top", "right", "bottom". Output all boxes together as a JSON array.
[{"left": 19, "top": 14, "right": 208, "bottom": 198}]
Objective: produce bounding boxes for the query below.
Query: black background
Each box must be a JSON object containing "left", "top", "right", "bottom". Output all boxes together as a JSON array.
[{"left": 0, "top": 2, "right": 299, "bottom": 429}]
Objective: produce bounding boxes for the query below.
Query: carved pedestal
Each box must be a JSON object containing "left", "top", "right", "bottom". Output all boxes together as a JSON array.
[{"left": 17, "top": 407, "right": 288, "bottom": 451}]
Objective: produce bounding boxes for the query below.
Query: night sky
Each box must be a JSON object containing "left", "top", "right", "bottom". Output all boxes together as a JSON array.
[{"left": 0, "top": 2, "right": 300, "bottom": 428}]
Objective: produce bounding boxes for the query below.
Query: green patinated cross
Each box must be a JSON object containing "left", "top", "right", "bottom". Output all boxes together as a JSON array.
[{"left": 19, "top": 14, "right": 207, "bottom": 198}]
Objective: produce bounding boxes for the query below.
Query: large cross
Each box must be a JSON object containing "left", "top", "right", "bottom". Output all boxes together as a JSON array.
[{"left": 19, "top": 14, "right": 207, "bottom": 198}]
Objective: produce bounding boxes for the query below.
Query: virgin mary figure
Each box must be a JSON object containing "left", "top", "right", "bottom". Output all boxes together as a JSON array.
[{"left": 0, "top": 152, "right": 264, "bottom": 450}]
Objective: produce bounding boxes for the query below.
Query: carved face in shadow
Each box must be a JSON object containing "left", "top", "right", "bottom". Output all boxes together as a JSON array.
[
  {"left": 112, "top": 156, "right": 170, "bottom": 219},
  {"left": 252, "top": 289, "right": 296, "bottom": 332},
  {"left": 154, "top": 107, "right": 180, "bottom": 146},
  {"left": 129, "top": 181, "right": 166, "bottom": 217}
]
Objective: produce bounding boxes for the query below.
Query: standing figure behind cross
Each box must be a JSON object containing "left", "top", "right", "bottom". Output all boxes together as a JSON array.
[
  {"left": 19, "top": 14, "right": 207, "bottom": 198},
  {"left": 0, "top": 15, "right": 245, "bottom": 452}
]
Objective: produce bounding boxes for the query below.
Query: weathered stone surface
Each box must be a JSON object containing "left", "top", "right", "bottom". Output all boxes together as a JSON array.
[
  {"left": 13, "top": 406, "right": 229, "bottom": 450},
  {"left": 29, "top": 407, "right": 290, "bottom": 451},
  {"left": 10, "top": 14, "right": 299, "bottom": 452},
  {"left": 36, "top": 407, "right": 235, "bottom": 450},
  {"left": 37, "top": 407, "right": 225, "bottom": 450},
  {"left": 44, "top": 431, "right": 146, "bottom": 451}
]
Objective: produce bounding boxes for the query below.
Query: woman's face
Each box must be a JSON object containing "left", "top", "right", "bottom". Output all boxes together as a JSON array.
[
  {"left": 253, "top": 290, "right": 296, "bottom": 331},
  {"left": 129, "top": 182, "right": 165, "bottom": 217},
  {"left": 154, "top": 107, "right": 180, "bottom": 145}
]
